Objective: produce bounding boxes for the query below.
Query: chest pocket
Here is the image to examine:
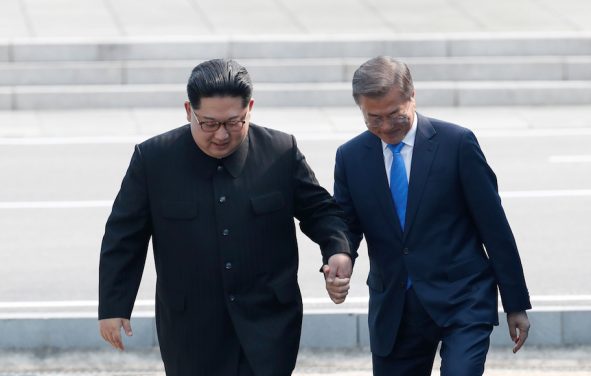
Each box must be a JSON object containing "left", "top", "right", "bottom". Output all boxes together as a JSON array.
[
  {"left": 251, "top": 191, "right": 285, "bottom": 215},
  {"left": 160, "top": 200, "right": 198, "bottom": 220}
]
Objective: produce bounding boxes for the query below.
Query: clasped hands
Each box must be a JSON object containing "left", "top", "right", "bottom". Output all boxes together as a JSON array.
[{"left": 322, "top": 253, "right": 353, "bottom": 304}]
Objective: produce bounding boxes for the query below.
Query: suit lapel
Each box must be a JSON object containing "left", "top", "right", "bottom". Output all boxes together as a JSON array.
[
  {"left": 404, "top": 114, "right": 438, "bottom": 241},
  {"left": 363, "top": 133, "right": 404, "bottom": 239}
]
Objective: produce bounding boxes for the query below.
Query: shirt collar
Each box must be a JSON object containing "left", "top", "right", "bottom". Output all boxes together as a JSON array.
[
  {"left": 187, "top": 124, "right": 250, "bottom": 179},
  {"left": 381, "top": 111, "right": 418, "bottom": 152},
  {"left": 221, "top": 130, "right": 249, "bottom": 178}
]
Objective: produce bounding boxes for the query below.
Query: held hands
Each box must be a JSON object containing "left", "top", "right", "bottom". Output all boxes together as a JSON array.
[
  {"left": 507, "top": 311, "right": 530, "bottom": 353},
  {"left": 99, "top": 318, "right": 133, "bottom": 351},
  {"left": 322, "top": 253, "right": 353, "bottom": 304}
]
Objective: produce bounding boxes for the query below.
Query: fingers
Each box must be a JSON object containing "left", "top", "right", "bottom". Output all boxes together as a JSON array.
[
  {"left": 507, "top": 311, "right": 530, "bottom": 353},
  {"left": 326, "top": 264, "right": 337, "bottom": 283},
  {"left": 512, "top": 325, "right": 529, "bottom": 353},
  {"left": 327, "top": 253, "right": 353, "bottom": 280},
  {"left": 508, "top": 321, "right": 517, "bottom": 343},
  {"left": 122, "top": 319, "right": 133, "bottom": 337},
  {"left": 325, "top": 277, "right": 350, "bottom": 304},
  {"left": 512, "top": 329, "right": 527, "bottom": 353},
  {"left": 328, "top": 277, "right": 350, "bottom": 287},
  {"left": 99, "top": 318, "right": 126, "bottom": 351}
]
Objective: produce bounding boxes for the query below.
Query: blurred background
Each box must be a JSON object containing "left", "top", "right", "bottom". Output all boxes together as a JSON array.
[{"left": 1, "top": 0, "right": 591, "bottom": 374}]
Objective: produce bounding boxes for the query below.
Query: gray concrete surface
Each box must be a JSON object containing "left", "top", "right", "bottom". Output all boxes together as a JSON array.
[
  {"left": 0, "top": 346, "right": 590, "bottom": 375},
  {"left": 1, "top": 0, "right": 591, "bottom": 39}
]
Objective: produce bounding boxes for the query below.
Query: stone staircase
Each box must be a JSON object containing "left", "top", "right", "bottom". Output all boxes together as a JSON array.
[{"left": 1, "top": 34, "right": 591, "bottom": 109}]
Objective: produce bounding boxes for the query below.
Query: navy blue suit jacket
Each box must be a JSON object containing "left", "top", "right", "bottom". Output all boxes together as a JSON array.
[{"left": 334, "top": 114, "right": 531, "bottom": 356}]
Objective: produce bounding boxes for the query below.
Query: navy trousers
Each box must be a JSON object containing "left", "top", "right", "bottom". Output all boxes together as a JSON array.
[{"left": 372, "top": 288, "right": 493, "bottom": 376}]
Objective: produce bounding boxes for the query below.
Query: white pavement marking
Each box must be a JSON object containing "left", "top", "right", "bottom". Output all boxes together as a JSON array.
[
  {"left": 549, "top": 155, "right": 591, "bottom": 163},
  {"left": 0, "top": 200, "right": 112, "bottom": 208},
  {"left": 2, "top": 295, "right": 591, "bottom": 309},
  {"left": 2, "top": 190, "right": 590, "bottom": 209},
  {"left": 0, "top": 136, "right": 146, "bottom": 145},
  {"left": 500, "top": 189, "right": 591, "bottom": 198},
  {"left": 2, "top": 128, "right": 591, "bottom": 145}
]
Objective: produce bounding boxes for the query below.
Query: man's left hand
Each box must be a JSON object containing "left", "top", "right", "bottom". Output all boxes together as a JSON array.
[
  {"left": 322, "top": 253, "right": 352, "bottom": 304},
  {"left": 507, "top": 311, "right": 530, "bottom": 353}
]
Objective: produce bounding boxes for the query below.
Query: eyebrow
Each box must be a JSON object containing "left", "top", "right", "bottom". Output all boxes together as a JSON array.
[
  {"left": 197, "top": 114, "right": 240, "bottom": 121},
  {"left": 367, "top": 109, "right": 400, "bottom": 117}
]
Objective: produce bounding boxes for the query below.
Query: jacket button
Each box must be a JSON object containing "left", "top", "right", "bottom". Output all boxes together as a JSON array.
[
  {"left": 225, "top": 262, "right": 232, "bottom": 270},
  {"left": 222, "top": 229, "right": 230, "bottom": 236},
  {"left": 219, "top": 196, "right": 226, "bottom": 203},
  {"left": 403, "top": 248, "right": 409, "bottom": 255},
  {"left": 217, "top": 165, "right": 223, "bottom": 172},
  {"left": 229, "top": 295, "right": 236, "bottom": 302}
]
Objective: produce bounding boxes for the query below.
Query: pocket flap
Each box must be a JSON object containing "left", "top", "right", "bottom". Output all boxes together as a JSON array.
[
  {"left": 160, "top": 200, "right": 198, "bottom": 220},
  {"left": 251, "top": 192, "right": 285, "bottom": 215},
  {"left": 366, "top": 271, "right": 384, "bottom": 292},
  {"left": 447, "top": 257, "right": 490, "bottom": 282}
]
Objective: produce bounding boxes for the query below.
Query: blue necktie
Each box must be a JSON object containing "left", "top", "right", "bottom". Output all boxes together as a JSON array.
[
  {"left": 388, "top": 143, "right": 412, "bottom": 289},
  {"left": 388, "top": 143, "right": 408, "bottom": 230}
]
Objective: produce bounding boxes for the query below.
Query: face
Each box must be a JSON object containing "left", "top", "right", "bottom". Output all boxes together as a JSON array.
[
  {"left": 185, "top": 96, "right": 254, "bottom": 159},
  {"left": 358, "top": 87, "right": 416, "bottom": 145}
]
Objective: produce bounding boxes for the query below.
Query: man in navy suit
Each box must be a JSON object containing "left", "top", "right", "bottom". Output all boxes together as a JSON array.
[{"left": 333, "top": 56, "right": 531, "bottom": 375}]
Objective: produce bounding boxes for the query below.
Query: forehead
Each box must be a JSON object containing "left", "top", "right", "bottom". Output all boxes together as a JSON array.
[
  {"left": 197, "top": 96, "right": 246, "bottom": 114},
  {"left": 358, "top": 88, "right": 409, "bottom": 115}
]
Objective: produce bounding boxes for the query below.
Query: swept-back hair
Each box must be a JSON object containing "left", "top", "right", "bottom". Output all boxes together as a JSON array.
[
  {"left": 352, "top": 56, "right": 414, "bottom": 104},
  {"left": 187, "top": 59, "right": 252, "bottom": 109}
]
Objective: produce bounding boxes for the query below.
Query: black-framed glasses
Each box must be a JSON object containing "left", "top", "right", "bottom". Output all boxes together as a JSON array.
[
  {"left": 192, "top": 110, "right": 247, "bottom": 133},
  {"left": 366, "top": 114, "right": 410, "bottom": 129},
  {"left": 365, "top": 100, "right": 413, "bottom": 129}
]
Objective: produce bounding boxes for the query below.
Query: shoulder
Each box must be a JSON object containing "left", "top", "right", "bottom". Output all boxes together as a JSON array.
[
  {"left": 248, "top": 123, "right": 295, "bottom": 151},
  {"left": 137, "top": 124, "right": 190, "bottom": 155},
  {"left": 419, "top": 114, "right": 473, "bottom": 140},
  {"left": 338, "top": 130, "right": 375, "bottom": 155}
]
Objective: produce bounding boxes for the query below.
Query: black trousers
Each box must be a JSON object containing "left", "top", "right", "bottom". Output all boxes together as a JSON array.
[{"left": 372, "top": 287, "right": 493, "bottom": 376}]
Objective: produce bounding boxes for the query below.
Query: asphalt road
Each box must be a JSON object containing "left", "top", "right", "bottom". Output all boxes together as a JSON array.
[
  {"left": 1, "top": 110, "right": 590, "bottom": 314},
  {"left": 1, "top": 346, "right": 591, "bottom": 375}
]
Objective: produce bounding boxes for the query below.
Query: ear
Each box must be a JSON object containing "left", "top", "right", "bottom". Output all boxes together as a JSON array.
[
  {"left": 248, "top": 98, "right": 255, "bottom": 111},
  {"left": 184, "top": 101, "right": 192, "bottom": 123}
]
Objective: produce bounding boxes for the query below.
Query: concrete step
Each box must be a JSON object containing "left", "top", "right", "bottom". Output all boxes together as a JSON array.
[
  {"left": 2, "top": 33, "right": 591, "bottom": 62},
  {"left": 1, "top": 56, "right": 590, "bottom": 86},
  {"left": 1, "top": 307, "right": 590, "bottom": 349},
  {"left": 2, "top": 81, "right": 591, "bottom": 109}
]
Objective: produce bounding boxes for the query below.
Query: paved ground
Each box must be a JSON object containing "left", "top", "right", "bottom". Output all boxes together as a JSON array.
[
  {"left": 1, "top": 0, "right": 591, "bottom": 39},
  {"left": 0, "top": 346, "right": 590, "bottom": 375}
]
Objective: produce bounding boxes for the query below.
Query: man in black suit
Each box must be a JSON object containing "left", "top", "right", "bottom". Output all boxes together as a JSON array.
[
  {"left": 334, "top": 56, "right": 531, "bottom": 375},
  {"left": 99, "top": 59, "right": 353, "bottom": 376}
]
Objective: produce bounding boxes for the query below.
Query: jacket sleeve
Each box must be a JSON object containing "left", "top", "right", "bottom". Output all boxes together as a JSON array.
[
  {"left": 334, "top": 145, "right": 364, "bottom": 255},
  {"left": 99, "top": 145, "right": 152, "bottom": 319},
  {"left": 458, "top": 129, "right": 531, "bottom": 313},
  {"left": 290, "top": 136, "right": 353, "bottom": 265}
]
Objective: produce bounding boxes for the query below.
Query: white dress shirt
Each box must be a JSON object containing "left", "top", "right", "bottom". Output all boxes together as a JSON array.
[{"left": 381, "top": 112, "right": 418, "bottom": 186}]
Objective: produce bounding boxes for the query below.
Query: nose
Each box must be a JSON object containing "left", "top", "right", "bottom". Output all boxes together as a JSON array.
[{"left": 212, "top": 125, "right": 230, "bottom": 140}]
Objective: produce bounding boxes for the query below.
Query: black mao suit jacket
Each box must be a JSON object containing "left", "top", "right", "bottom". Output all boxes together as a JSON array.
[
  {"left": 99, "top": 123, "right": 350, "bottom": 376},
  {"left": 334, "top": 114, "right": 531, "bottom": 357}
]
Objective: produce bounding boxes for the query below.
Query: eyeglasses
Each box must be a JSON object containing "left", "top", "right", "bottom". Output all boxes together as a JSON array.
[
  {"left": 365, "top": 100, "right": 413, "bottom": 129},
  {"left": 192, "top": 110, "right": 247, "bottom": 133},
  {"left": 366, "top": 114, "right": 410, "bottom": 129}
]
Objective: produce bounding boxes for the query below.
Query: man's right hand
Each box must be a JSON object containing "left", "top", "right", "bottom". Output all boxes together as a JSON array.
[
  {"left": 99, "top": 318, "right": 133, "bottom": 351},
  {"left": 322, "top": 253, "right": 353, "bottom": 304}
]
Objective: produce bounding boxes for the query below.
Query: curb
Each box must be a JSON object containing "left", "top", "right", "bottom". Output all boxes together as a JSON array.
[{"left": 1, "top": 308, "right": 590, "bottom": 349}]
